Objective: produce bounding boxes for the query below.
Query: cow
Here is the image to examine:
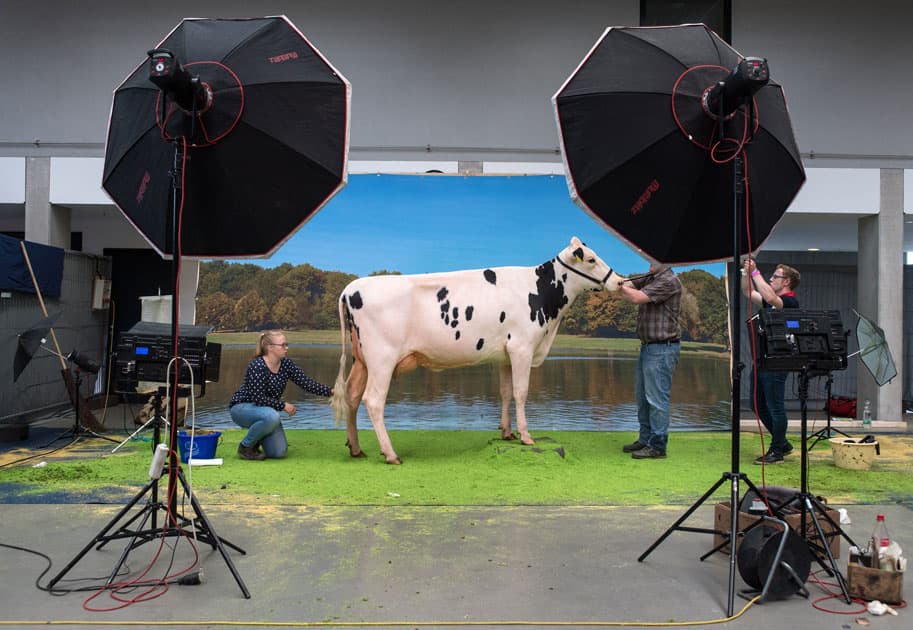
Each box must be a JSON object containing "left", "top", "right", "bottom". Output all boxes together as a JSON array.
[{"left": 330, "top": 236, "right": 625, "bottom": 464}]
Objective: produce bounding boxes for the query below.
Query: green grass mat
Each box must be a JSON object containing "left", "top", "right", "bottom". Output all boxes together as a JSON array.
[{"left": 2, "top": 431, "right": 910, "bottom": 506}]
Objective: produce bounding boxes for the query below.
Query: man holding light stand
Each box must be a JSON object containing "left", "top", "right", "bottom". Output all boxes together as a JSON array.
[{"left": 741, "top": 258, "right": 802, "bottom": 464}]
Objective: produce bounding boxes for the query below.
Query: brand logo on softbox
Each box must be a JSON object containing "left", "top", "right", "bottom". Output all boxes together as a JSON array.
[
  {"left": 268, "top": 51, "right": 299, "bottom": 64},
  {"left": 630, "top": 179, "right": 660, "bottom": 215},
  {"left": 136, "top": 171, "right": 151, "bottom": 205}
]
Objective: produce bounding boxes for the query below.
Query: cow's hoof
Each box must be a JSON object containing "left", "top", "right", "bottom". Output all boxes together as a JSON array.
[
  {"left": 501, "top": 432, "right": 518, "bottom": 441},
  {"left": 345, "top": 440, "right": 366, "bottom": 458},
  {"left": 520, "top": 436, "right": 535, "bottom": 446},
  {"left": 386, "top": 457, "right": 402, "bottom": 465}
]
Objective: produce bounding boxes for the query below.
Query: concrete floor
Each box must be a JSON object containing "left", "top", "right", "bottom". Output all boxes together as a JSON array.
[
  {"left": 0, "top": 418, "right": 909, "bottom": 629},
  {"left": 1, "top": 491, "right": 909, "bottom": 628}
]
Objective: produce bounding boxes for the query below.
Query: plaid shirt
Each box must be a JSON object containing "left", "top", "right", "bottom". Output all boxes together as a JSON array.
[{"left": 632, "top": 267, "right": 682, "bottom": 343}]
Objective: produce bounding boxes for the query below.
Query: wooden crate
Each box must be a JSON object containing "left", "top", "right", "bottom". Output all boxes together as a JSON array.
[
  {"left": 847, "top": 564, "right": 904, "bottom": 604},
  {"left": 713, "top": 501, "right": 840, "bottom": 558}
]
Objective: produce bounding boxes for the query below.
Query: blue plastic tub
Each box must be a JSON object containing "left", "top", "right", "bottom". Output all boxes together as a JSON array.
[{"left": 177, "top": 430, "right": 221, "bottom": 463}]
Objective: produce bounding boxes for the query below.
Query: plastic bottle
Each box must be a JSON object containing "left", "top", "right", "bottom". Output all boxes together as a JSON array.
[
  {"left": 862, "top": 399, "right": 872, "bottom": 427},
  {"left": 870, "top": 513, "right": 890, "bottom": 569}
]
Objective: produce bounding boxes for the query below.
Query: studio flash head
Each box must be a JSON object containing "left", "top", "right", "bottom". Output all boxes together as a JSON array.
[{"left": 147, "top": 48, "right": 211, "bottom": 112}]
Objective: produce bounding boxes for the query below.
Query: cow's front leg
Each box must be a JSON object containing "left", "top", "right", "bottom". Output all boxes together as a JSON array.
[
  {"left": 498, "top": 363, "right": 516, "bottom": 440},
  {"left": 362, "top": 369, "right": 401, "bottom": 464},
  {"left": 509, "top": 352, "right": 535, "bottom": 445}
]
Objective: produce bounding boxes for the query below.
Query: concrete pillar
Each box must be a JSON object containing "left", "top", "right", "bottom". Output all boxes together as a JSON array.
[
  {"left": 24, "top": 157, "right": 70, "bottom": 248},
  {"left": 857, "top": 169, "right": 904, "bottom": 421}
]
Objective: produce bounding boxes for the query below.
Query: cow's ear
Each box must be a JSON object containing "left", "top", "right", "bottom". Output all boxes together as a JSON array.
[{"left": 573, "top": 247, "right": 584, "bottom": 261}]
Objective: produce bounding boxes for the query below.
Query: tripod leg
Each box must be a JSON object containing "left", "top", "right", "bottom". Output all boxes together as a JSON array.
[
  {"left": 47, "top": 479, "right": 156, "bottom": 589},
  {"left": 177, "top": 469, "right": 251, "bottom": 598},
  {"left": 638, "top": 473, "right": 728, "bottom": 562},
  {"left": 804, "top": 496, "right": 852, "bottom": 603},
  {"left": 106, "top": 504, "right": 156, "bottom": 586}
]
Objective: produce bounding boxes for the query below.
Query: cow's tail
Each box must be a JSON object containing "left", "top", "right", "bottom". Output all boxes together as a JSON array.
[{"left": 330, "top": 295, "right": 351, "bottom": 427}]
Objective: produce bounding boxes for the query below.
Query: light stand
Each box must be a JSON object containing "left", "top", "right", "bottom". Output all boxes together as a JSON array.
[
  {"left": 35, "top": 348, "right": 119, "bottom": 445},
  {"left": 639, "top": 60, "right": 771, "bottom": 616},
  {"left": 807, "top": 371, "right": 850, "bottom": 451},
  {"left": 48, "top": 56, "right": 249, "bottom": 597},
  {"left": 769, "top": 367, "right": 856, "bottom": 603}
]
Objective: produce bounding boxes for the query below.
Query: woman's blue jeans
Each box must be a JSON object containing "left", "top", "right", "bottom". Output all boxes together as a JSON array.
[
  {"left": 230, "top": 403, "right": 288, "bottom": 458},
  {"left": 634, "top": 343, "right": 681, "bottom": 453}
]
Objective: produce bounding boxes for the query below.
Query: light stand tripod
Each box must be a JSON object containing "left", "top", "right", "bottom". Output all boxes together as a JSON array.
[
  {"left": 768, "top": 367, "right": 857, "bottom": 604},
  {"left": 53, "top": 363, "right": 119, "bottom": 446},
  {"left": 47, "top": 388, "right": 249, "bottom": 596},
  {"left": 48, "top": 132, "right": 250, "bottom": 598},
  {"left": 638, "top": 150, "right": 766, "bottom": 616},
  {"left": 807, "top": 371, "right": 850, "bottom": 451}
]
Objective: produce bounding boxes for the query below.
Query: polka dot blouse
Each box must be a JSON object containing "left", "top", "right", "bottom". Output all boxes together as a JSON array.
[{"left": 229, "top": 356, "right": 333, "bottom": 411}]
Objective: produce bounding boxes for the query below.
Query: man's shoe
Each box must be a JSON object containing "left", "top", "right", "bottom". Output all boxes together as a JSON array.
[
  {"left": 622, "top": 440, "right": 647, "bottom": 453},
  {"left": 631, "top": 446, "right": 666, "bottom": 459},
  {"left": 783, "top": 442, "right": 794, "bottom": 455},
  {"left": 238, "top": 443, "right": 265, "bottom": 461},
  {"left": 754, "top": 450, "right": 784, "bottom": 465}
]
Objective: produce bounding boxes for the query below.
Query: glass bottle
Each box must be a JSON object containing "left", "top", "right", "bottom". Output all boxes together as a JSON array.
[{"left": 862, "top": 399, "right": 872, "bottom": 427}]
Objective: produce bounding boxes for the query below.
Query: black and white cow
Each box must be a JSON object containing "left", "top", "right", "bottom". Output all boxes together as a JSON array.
[{"left": 330, "top": 236, "right": 624, "bottom": 464}]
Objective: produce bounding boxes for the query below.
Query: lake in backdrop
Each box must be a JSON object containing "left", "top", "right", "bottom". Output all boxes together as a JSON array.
[{"left": 175, "top": 345, "right": 732, "bottom": 433}]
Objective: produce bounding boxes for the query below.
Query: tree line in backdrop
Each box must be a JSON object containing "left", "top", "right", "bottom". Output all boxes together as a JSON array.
[{"left": 197, "top": 261, "right": 729, "bottom": 344}]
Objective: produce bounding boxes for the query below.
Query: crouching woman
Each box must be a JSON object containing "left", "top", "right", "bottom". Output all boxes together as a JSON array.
[{"left": 229, "top": 331, "right": 333, "bottom": 460}]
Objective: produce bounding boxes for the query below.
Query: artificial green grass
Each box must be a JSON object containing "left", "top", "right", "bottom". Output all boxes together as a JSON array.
[{"left": 3, "top": 431, "right": 911, "bottom": 506}]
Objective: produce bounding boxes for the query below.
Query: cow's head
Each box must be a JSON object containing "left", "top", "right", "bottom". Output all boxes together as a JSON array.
[{"left": 557, "top": 236, "right": 625, "bottom": 291}]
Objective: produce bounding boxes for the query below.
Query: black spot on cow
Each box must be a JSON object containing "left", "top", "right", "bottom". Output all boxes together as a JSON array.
[
  {"left": 440, "top": 300, "right": 450, "bottom": 314},
  {"left": 437, "top": 287, "right": 449, "bottom": 302},
  {"left": 455, "top": 331, "right": 461, "bottom": 340},
  {"left": 444, "top": 314, "right": 450, "bottom": 325},
  {"left": 483, "top": 269, "right": 497, "bottom": 285},
  {"left": 499, "top": 311, "right": 506, "bottom": 323},
  {"left": 465, "top": 305, "right": 474, "bottom": 321},
  {"left": 476, "top": 338, "right": 485, "bottom": 351},
  {"left": 507, "top": 333, "right": 511, "bottom": 340},
  {"left": 452, "top": 307, "right": 459, "bottom": 319},
  {"left": 528, "top": 261, "right": 568, "bottom": 327},
  {"left": 451, "top": 320, "right": 458, "bottom": 328},
  {"left": 348, "top": 291, "right": 363, "bottom": 310}
]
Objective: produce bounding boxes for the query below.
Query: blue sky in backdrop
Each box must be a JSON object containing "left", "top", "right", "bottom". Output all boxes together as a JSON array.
[{"left": 239, "top": 174, "right": 725, "bottom": 278}]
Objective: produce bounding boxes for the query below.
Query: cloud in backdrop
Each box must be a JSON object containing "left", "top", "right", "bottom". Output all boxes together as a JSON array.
[{"left": 236, "top": 174, "right": 725, "bottom": 278}]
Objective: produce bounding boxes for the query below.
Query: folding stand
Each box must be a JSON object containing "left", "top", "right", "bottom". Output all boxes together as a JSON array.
[
  {"left": 807, "top": 371, "right": 850, "bottom": 451},
  {"left": 47, "top": 389, "right": 249, "bottom": 597}
]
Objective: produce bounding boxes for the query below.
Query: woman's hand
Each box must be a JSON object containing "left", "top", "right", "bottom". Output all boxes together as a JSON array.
[{"left": 284, "top": 402, "right": 296, "bottom": 416}]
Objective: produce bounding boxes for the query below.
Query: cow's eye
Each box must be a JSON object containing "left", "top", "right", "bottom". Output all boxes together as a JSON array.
[{"left": 588, "top": 257, "right": 595, "bottom": 263}]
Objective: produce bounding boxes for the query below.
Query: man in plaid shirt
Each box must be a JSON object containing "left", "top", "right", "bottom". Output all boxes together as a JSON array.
[{"left": 617, "top": 264, "right": 682, "bottom": 459}]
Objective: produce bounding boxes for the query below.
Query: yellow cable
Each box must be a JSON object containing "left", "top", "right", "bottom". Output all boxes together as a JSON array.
[{"left": 0, "top": 595, "right": 760, "bottom": 627}]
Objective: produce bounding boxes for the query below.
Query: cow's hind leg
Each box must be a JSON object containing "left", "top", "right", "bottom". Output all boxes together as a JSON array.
[
  {"left": 362, "top": 366, "right": 400, "bottom": 464},
  {"left": 498, "top": 363, "right": 517, "bottom": 440},
  {"left": 344, "top": 359, "right": 368, "bottom": 458}
]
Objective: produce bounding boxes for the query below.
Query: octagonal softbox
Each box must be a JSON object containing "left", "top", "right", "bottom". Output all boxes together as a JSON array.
[{"left": 102, "top": 15, "right": 351, "bottom": 258}]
